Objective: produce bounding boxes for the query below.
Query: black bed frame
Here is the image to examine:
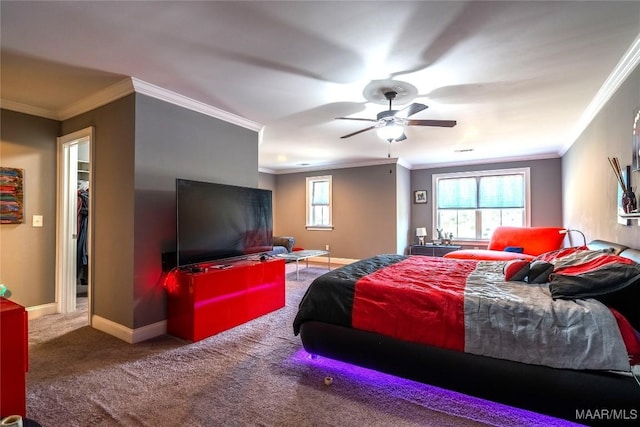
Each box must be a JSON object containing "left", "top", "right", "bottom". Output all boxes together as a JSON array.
[{"left": 298, "top": 240, "right": 640, "bottom": 425}]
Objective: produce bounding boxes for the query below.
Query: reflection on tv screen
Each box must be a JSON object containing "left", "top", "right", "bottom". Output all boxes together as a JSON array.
[{"left": 176, "top": 179, "right": 273, "bottom": 267}]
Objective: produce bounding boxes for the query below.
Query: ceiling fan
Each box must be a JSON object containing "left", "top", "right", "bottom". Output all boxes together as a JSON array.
[{"left": 336, "top": 90, "right": 457, "bottom": 142}]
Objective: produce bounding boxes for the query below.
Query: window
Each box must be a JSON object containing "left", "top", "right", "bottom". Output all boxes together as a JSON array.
[
  {"left": 306, "top": 175, "right": 333, "bottom": 229},
  {"left": 432, "top": 168, "right": 530, "bottom": 241}
]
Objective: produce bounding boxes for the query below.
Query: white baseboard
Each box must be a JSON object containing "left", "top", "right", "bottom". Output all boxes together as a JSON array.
[
  {"left": 26, "top": 303, "right": 58, "bottom": 320},
  {"left": 132, "top": 320, "right": 167, "bottom": 343},
  {"left": 91, "top": 314, "right": 166, "bottom": 344}
]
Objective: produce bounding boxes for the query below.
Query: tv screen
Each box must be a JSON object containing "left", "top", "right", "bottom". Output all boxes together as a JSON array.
[{"left": 176, "top": 179, "right": 273, "bottom": 267}]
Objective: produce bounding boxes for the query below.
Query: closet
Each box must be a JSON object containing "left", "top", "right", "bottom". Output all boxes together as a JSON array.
[{"left": 76, "top": 143, "right": 89, "bottom": 297}]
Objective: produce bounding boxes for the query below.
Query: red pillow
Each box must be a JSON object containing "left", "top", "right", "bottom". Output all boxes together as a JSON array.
[{"left": 504, "top": 259, "right": 530, "bottom": 281}]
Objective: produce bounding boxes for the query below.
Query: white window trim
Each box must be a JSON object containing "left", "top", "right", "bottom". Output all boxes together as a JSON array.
[
  {"left": 431, "top": 167, "right": 531, "bottom": 243},
  {"left": 306, "top": 175, "right": 333, "bottom": 230}
]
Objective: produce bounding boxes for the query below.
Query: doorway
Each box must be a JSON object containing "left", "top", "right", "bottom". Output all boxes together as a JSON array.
[{"left": 56, "top": 127, "right": 94, "bottom": 319}]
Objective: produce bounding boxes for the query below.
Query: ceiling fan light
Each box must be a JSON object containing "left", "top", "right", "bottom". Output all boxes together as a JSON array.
[{"left": 377, "top": 123, "right": 404, "bottom": 141}]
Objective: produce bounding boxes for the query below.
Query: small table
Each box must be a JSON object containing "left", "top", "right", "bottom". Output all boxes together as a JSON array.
[{"left": 276, "top": 249, "right": 330, "bottom": 280}]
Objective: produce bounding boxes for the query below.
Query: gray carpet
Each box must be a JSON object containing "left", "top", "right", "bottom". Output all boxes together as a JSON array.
[{"left": 26, "top": 265, "right": 578, "bottom": 426}]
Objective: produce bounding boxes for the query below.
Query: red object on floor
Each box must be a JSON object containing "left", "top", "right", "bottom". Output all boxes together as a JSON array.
[
  {"left": 0, "top": 298, "right": 28, "bottom": 418},
  {"left": 167, "top": 258, "right": 285, "bottom": 342}
]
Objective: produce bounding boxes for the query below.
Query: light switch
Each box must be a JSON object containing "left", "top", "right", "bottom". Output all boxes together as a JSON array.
[{"left": 32, "top": 215, "right": 43, "bottom": 227}]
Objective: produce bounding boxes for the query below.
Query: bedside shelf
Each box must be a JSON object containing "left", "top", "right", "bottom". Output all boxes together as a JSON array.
[{"left": 618, "top": 212, "right": 640, "bottom": 218}]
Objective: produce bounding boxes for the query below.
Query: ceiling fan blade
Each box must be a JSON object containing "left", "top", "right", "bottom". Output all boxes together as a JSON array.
[
  {"left": 395, "top": 103, "right": 428, "bottom": 119},
  {"left": 407, "top": 119, "right": 457, "bottom": 128},
  {"left": 394, "top": 133, "right": 407, "bottom": 142},
  {"left": 340, "top": 125, "right": 377, "bottom": 139},
  {"left": 335, "top": 117, "right": 377, "bottom": 122}
]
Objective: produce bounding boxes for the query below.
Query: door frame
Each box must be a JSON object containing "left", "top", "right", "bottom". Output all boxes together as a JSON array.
[{"left": 56, "top": 127, "right": 94, "bottom": 318}]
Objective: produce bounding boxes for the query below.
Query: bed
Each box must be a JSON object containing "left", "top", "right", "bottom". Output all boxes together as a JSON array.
[{"left": 293, "top": 240, "right": 640, "bottom": 424}]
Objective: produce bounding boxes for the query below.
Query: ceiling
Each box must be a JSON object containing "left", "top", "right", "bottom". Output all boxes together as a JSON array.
[{"left": 2, "top": 1, "right": 640, "bottom": 173}]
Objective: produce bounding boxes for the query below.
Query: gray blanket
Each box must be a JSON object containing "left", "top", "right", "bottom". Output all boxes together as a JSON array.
[{"left": 464, "top": 261, "right": 631, "bottom": 371}]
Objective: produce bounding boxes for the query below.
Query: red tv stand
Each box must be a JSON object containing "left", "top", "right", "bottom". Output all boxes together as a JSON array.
[{"left": 166, "top": 257, "right": 285, "bottom": 342}]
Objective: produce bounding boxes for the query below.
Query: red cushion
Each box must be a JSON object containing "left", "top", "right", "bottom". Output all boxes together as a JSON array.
[
  {"left": 487, "top": 226, "right": 565, "bottom": 256},
  {"left": 444, "top": 249, "right": 535, "bottom": 261}
]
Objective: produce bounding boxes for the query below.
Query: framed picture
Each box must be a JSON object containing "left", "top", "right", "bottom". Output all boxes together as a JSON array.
[
  {"left": 633, "top": 106, "right": 640, "bottom": 172},
  {"left": 0, "top": 167, "right": 24, "bottom": 224},
  {"left": 414, "top": 190, "right": 427, "bottom": 204}
]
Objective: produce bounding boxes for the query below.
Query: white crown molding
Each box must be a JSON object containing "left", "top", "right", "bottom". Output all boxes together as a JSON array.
[
  {"left": 58, "top": 78, "right": 136, "bottom": 120},
  {"left": 131, "top": 78, "right": 263, "bottom": 132},
  {"left": 396, "top": 157, "right": 412, "bottom": 170},
  {"left": 2, "top": 76, "right": 263, "bottom": 133},
  {"left": 411, "top": 152, "right": 560, "bottom": 171},
  {"left": 561, "top": 32, "right": 640, "bottom": 155},
  {"left": 271, "top": 157, "right": 401, "bottom": 175},
  {"left": 0, "top": 99, "right": 60, "bottom": 120},
  {"left": 2, "top": 79, "right": 135, "bottom": 121},
  {"left": 264, "top": 152, "right": 561, "bottom": 174}
]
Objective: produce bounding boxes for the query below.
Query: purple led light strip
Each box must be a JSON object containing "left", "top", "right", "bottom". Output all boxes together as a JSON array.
[{"left": 290, "top": 349, "right": 582, "bottom": 426}]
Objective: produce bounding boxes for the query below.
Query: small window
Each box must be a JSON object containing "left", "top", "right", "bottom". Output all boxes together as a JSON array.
[
  {"left": 306, "top": 175, "right": 333, "bottom": 230},
  {"left": 433, "top": 168, "right": 530, "bottom": 241}
]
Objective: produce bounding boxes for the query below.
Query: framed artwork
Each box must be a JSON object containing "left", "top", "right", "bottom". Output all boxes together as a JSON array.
[
  {"left": 0, "top": 167, "right": 24, "bottom": 224},
  {"left": 633, "top": 106, "right": 640, "bottom": 172},
  {"left": 414, "top": 190, "right": 427, "bottom": 204}
]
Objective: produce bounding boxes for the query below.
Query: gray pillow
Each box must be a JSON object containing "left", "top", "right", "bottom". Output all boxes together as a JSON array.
[{"left": 527, "top": 261, "right": 554, "bottom": 284}]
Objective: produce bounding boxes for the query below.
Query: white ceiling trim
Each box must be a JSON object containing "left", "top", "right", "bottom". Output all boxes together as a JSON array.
[
  {"left": 58, "top": 78, "right": 136, "bottom": 120},
  {"left": 411, "top": 152, "right": 561, "bottom": 171},
  {"left": 2, "top": 76, "right": 263, "bottom": 133},
  {"left": 131, "top": 78, "right": 263, "bottom": 132},
  {"left": 0, "top": 78, "right": 134, "bottom": 120},
  {"left": 0, "top": 98, "right": 59, "bottom": 120},
  {"left": 269, "top": 157, "right": 404, "bottom": 175},
  {"left": 562, "top": 32, "right": 640, "bottom": 155}
]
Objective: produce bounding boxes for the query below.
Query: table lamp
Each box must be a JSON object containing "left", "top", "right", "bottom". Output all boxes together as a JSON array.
[
  {"left": 559, "top": 229, "right": 587, "bottom": 247},
  {"left": 416, "top": 227, "right": 427, "bottom": 245}
]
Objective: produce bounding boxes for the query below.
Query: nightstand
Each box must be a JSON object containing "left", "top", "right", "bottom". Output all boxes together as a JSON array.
[{"left": 409, "top": 244, "right": 462, "bottom": 257}]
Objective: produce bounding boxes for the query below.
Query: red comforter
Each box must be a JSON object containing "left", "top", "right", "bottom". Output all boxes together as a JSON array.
[
  {"left": 352, "top": 256, "right": 474, "bottom": 351},
  {"left": 293, "top": 254, "right": 640, "bottom": 371}
]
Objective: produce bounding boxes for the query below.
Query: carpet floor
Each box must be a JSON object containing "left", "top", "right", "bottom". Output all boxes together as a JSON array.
[{"left": 25, "top": 264, "right": 579, "bottom": 426}]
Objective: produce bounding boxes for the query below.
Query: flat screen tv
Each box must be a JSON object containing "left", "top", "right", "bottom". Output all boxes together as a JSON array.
[{"left": 176, "top": 179, "right": 273, "bottom": 267}]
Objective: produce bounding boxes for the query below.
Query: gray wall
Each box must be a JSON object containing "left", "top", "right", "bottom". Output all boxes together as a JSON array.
[
  {"left": 3, "top": 93, "right": 259, "bottom": 331},
  {"left": 563, "top": 65, "right": 640, "bottom": 246},
  {"left": 259, "top": 171, "right": 277, "bottom": 230},
  {"left": 274, "top": 163, "right": 400, "bottom": 259},
  {"left": 271, "top": 158, "right": 563, "bottom": 259},
  {"left": 62, "top": 95, "right": 137, "bottom": 327},
  {"left": 3, "top": 62, "right": 638, "bottom": 332},
  {"left": 396, "top": 164, "right": 411, "bottom": 253},
  {"left": 133, "top": 94, "right": 259, "bottom": 328},
  {"left": 410, "top": 158, "right": 564, "bottom": 246},
  {"left": 0, "top": 110, "right": 59, "bottom": 307}
]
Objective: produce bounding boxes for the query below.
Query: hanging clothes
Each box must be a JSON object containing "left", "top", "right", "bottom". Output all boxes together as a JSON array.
[{"left": 77, "top": 187, "right": 89, "bottom": 285}]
